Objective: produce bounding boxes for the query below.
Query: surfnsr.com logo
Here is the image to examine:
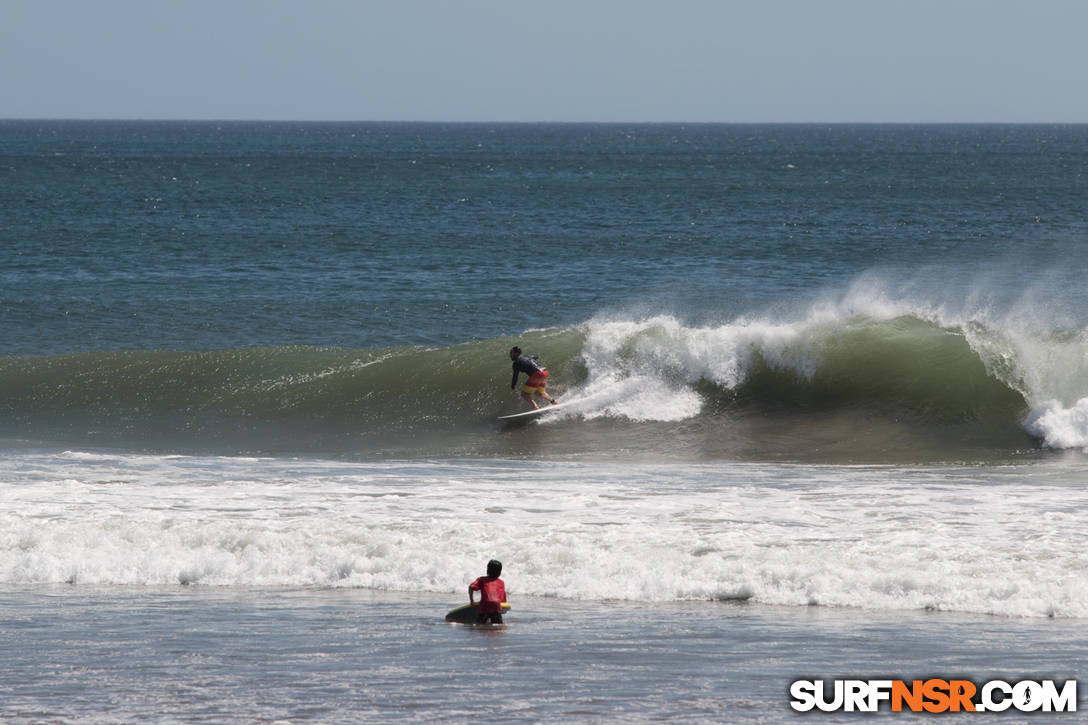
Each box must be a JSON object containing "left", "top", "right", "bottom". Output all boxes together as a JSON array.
[{"left": 789, "top": 678, "right": 1078, "bottom": 713}]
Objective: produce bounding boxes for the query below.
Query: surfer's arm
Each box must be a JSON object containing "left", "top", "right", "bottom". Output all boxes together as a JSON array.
[{"left": 511, "top": 367, "right": 519, "bottom": 389}]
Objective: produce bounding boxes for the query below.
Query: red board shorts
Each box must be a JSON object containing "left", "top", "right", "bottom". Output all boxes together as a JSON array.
[{"left": 522, "top": 370, "right": 549, "bottom": 395}]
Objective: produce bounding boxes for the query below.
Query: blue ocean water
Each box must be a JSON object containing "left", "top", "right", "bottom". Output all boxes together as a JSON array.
[
  {"left": 2, "top": 122, "right": 1088, "bottom": 721},
  {"left": 4, "top": 121, "right": 1086, "bottom": 355}
]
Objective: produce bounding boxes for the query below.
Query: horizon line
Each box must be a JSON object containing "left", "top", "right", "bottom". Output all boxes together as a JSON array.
[{"left": 3, "top": 117, "right": 1087, "bottom": 126}]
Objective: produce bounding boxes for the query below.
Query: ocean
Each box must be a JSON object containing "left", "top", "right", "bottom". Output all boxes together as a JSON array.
[{"left": 1, "top": 121, "right": 1086, "bottom": 722}]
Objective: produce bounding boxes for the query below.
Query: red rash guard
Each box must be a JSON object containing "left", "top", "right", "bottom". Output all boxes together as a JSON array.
[{"left": 469, "top": 576, "right": 507, "bottom": 613}]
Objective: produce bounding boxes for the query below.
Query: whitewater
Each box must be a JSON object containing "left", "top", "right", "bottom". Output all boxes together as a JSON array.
[{"left": 5, "top": 450, "right": 1088, "bottom": 621}]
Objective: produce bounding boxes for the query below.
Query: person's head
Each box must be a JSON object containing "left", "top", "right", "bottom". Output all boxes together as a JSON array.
[
  {"left": 487, "top": 559, "right": 502, "bottom": 578},
  {"left": 509, "top": 346, "right": 522, "bottom": 360}
]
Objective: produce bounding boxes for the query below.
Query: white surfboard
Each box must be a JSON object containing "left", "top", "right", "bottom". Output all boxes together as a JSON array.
[{"left": 497, "top": 403, "right": 563, "bottom": 421}]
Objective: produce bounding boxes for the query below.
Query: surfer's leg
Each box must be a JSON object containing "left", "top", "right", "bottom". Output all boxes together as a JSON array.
[{"left": 527, "top": 379, "right": 556, "bottom": 405}]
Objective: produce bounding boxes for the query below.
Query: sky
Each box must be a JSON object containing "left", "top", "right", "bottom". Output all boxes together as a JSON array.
[{"left": 3, "top": 0, "right": 1086, "bottom": 123}]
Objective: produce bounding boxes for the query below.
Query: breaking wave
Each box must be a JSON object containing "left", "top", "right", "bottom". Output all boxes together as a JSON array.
[{"left": 2, "top": 292, "right": 1087, "bottom": 461}]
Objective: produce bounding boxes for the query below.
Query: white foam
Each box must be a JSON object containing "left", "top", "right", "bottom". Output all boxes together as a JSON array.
[
  {"left": 3, "top": 451, "right": 1087, "bottom": 618},
  {"left": 550, "top": 373, "right": 702, "bottom": 423},
  {"left": 565, "top": 314, "right": 822, "bottom": 423},
  {"left": 1026, "top": 398, "right": 1088, "bottom": 451}
]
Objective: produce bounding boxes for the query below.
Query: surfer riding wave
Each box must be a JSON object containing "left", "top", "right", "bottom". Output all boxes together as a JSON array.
[{"left": 510, "top": 346, "right": 559, "bottom": 410}]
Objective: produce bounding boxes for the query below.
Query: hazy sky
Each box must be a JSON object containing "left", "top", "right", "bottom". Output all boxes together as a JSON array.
[{"left": 4, "top": 0, "right": 1086, "bottom": 122}]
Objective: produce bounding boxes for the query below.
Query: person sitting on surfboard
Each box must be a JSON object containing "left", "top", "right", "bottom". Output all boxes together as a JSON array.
[
  {"left": 469, "top": 559, "right": 507, "bottom": 624},
  {"left": 509, "top": 346, "right": 559, "bottom": 409}
]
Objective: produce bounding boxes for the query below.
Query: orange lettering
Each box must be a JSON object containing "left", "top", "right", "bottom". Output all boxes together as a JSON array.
[
  {"left": 922, "top": 679, "right": 951, "bottom": 713},
  {"left": 948, "top": 680, "right": 977, "bottom": 712},
  {"left": 892, "top": 680, "right": 924, "bottom": 712}
]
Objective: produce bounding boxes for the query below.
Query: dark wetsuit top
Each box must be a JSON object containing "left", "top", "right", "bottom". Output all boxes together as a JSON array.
[{"left": 511, "top": 354, "right": 546, "bottom": 389}]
